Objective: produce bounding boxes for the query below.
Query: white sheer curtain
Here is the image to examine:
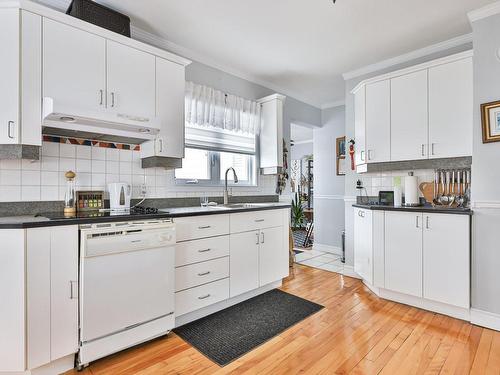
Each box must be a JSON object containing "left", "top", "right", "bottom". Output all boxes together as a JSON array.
[{"left": 185, "top": 81, "right": 261, "bottom": 135}]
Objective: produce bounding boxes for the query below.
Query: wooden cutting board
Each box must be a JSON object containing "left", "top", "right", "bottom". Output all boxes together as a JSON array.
[{"left": 419, "top": 182, "right": 435, "bottom": 204}]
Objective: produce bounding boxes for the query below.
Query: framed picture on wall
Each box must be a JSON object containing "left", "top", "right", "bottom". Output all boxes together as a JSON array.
[
  {"left": 336, "top": 136, "right": 346, "bottom": 176},
  {"left": 481, "top": 100, "right": 500, "bottom": 143}
]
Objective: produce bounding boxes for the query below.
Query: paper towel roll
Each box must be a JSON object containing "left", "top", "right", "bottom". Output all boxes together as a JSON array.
[{"left": 404, "top": 173, "right": 419, "bottom": 206}]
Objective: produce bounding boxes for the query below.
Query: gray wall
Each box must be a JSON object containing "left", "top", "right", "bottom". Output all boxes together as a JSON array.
[
  {"left": 187, "top": 61, "right": 322, "bottom": 200},
  {"left": 470, "top": 14, "right": 500, "bottom": 315},
  {"left": 343, "top": 42, "right": 473, "bottom": 266},
  {"left": 313, "top": 106, "right": 346, "bottom": 250},
  {"left": 291, "top": 142, "right": 313, "bottom": 160}
]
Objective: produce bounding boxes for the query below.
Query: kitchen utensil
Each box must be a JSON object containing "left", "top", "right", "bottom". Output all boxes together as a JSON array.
[
  {"left": 456, "top": 170, "right": 464, "bottom": 207},
  {"left": 419, "top": 182, "right": 435, "bottom": 204},
  {"left": 448, "top": 170, "right": 456, "bottom": 207},
  {"left": 432, "top": 170, "right": 441, "bottom": 206},
  {"left": 438, "top": 171, "right": 449, "bottom": 205}
]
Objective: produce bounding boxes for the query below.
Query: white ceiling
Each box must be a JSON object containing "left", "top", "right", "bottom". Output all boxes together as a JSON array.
[
  {"left": 291, "top": 124, "right": 314, "bottom": 143},
  {"left": 43, "top": 0, "right": 489, "bottom": 108}
]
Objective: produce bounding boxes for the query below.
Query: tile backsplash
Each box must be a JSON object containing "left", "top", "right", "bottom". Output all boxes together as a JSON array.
[{"left": 0, "top": 141, "right": 277, "bottom": 202}]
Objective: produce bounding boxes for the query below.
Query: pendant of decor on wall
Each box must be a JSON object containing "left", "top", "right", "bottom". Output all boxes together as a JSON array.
[{"left": 276, "top": 139, "right": 289, "bottom": 195}]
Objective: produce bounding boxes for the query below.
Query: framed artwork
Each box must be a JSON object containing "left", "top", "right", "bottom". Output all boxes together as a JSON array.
[
  {"left": 336, "top": 136, "right": 346, "bottom": 176},
  {"left": 481, "top": 100, "right": 500, "bottom": 143}
]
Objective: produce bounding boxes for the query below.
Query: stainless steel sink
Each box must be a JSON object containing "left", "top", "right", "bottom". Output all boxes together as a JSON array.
[{"left": 209, "top": 203, "right": 271, "bottom": 209}]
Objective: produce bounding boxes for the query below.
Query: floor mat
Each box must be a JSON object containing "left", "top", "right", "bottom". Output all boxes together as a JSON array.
[{"left": 174, "top": 289, "right": 324, "bottom": 366}]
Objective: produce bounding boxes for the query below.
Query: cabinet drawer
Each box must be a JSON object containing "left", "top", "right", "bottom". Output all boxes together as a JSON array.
[
  {"left": 175, "top": 257, "right": 229, "bottom": 292},
  {"left": 175, "top": 278, "right": 229, "bottom": 316},
  {"left": 230, "top": 209, "right": 284, "bottom": 233},
  {"left": 174, "top": 214, "right": 229, "bottom": 241},
  {"left": 175, "top": 236, "right": 229, "bottom": 267}
]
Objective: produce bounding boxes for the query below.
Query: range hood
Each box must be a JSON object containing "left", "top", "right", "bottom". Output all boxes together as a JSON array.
[{"left": 42, "top": 97, "right": 161, "bottom": 144}]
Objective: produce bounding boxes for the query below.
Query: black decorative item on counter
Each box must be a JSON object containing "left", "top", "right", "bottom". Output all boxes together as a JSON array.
[{"left": 66, "top": 0, "right": 131, "bottom": 37}]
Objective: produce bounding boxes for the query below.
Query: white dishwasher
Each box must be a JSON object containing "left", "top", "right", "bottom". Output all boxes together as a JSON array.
[{"left": 78, "top": 219, "right": 175, "bottom": 368}]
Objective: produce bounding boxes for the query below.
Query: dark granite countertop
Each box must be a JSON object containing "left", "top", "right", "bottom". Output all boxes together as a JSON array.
[
  {"left": 0, "top": 202, "right": 291, "bottom": 229},
  {"left": 352, "top": 203, "right": 473, "bottom": 216}
]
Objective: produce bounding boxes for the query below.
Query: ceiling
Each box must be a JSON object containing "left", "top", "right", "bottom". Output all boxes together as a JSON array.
[
  {"left": 291, "top": 124, "right": 313, "bottom": 143},
  {"left": 44, "top": 0, "right": 489, "bottom": 108}
]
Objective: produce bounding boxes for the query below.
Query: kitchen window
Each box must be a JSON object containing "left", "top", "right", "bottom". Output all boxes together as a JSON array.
[{"left": 175, "top": 82, "right": 260, "bottom": 186}]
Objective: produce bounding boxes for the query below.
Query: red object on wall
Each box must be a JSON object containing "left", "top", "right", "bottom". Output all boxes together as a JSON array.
[{"left": 349, "top": 140, "right": 355, "bottom": 171}]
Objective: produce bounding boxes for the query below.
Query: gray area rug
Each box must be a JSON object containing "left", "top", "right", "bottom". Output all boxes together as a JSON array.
[{"left": 174, "top": 289, "right": 324, "bottom": 366}]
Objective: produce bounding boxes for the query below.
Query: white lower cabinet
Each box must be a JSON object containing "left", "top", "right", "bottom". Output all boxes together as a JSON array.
[
  {"left": 384, "top": 211, "right": 423, "bottom": 297},
  {"left": 175, "top": 279, "right": 230, "bottom": 317},
  {"left": 26, "top": 226, "right": 79, "bottom": 369},
  {"left": 423, "top": 213, "right": 470, "bottom": 308},
  {"left": 354, "top": 208, "right": 373, "bottom": 285},
  {"left": 230, "top": 230, "right": 260, "bottom": 297},
  {"left": 259, "top": 226, "right": 288, "bottom": 287}
]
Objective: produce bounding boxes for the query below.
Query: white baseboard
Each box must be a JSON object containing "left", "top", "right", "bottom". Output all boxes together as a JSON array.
[
  {"left": 313, "top": 243, "right": 342, "bottom": 255},
  {"left": 471, "top": 308, "right": 500, "bottom": 331},
  {"left": 342, "top": 265, "right": 361, "bottom": 279}
]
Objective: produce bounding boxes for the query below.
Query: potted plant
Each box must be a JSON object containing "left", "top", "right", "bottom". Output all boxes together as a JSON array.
[{"left": 291, "top": 193, "right": 306, "bottom": 230}]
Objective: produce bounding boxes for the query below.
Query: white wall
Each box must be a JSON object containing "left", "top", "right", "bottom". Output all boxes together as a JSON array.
[
  {"left": 470, "top": 12, "right": 500, "bottom": 316},
  {"left": 291, "top": 142, "right": 313, "bottom": 160},
  {"left": 313, "top": 106, "right": 346, "bottom": 251}
]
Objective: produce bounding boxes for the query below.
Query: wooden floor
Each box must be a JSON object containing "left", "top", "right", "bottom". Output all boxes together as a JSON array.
[{"left": 67, "top": 265, "right": 500, "bottom": 375}]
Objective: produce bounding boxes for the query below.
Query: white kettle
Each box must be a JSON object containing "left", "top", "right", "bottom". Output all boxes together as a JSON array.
[{"left": 108, "top": 183, "right": 131, "bottom": 211}]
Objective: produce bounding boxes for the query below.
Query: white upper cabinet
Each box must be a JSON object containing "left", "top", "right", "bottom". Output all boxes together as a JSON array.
[
  {"left": 141, "top": 57, "right": 186, "bottom": 160},
  {"left": 0, "top": 9, "right": 41, "bottom": 146},
  {"left": 391, "top": 70, "right": 428, "bottom": 161},
  {"left": 354, "top": 87, "right": 366, "bottom": 166},
  {"left": 365, "top": 80, "right": 391, "bottom": 163},
  {"left": 353, "top": 52, "right": 473, "bottom": 166},
  {"left": 428, "top": 58, "right": 473, "bottom": 159},
  {"left": 43, "top": 18, "right": 106, "bottom": 113},
  {"left": 106, "top": 41, "right": 156, "bottom": 120},
  {"left": 259, "top": 94, "right": 286, "bottom": 175}
]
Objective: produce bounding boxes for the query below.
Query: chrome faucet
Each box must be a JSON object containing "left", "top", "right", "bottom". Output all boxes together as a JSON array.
[{"left": 224, "top": 167, "right": 239, "bottom": 204}]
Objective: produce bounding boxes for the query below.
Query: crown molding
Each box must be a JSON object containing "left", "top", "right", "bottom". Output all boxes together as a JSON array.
[
  {"left": 468, "top": 1, "right": 500, "bottom": 23},
  {"left": 321, "top": 100, "right": 345, "bottom": 110},
  {"left": 342, "top": 33, "right": 473, "bottom": 81},
  {"left": 33, "top": 0, "right": 323, "bottom": 109}
]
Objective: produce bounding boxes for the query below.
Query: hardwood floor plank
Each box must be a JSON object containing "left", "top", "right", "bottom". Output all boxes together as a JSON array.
[{"left": 63, "top": 266, "right": 500, "bottom": 375}]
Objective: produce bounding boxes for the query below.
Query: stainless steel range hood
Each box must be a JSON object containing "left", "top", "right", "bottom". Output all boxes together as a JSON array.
[{"left": 42, "top": 97, "right": 161, "bottom": 144}]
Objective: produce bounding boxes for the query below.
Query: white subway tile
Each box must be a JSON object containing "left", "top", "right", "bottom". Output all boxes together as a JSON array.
[
  {"left": 0, "top": 186, "right": 21, "bottom": 201},
  {"left": 132, "top": 174, "right": 145, "bottom": 186},
  {"left": 76, "top": 159, "right": 92, "bottom": 173},
  {"left": 120, "top": 149, "right": 133, "bottom": 162},
  {"left": 22, "top": 186, "right": 40, "bottom": 201},
  {"left": 41, "top": 156, "right": 59, "bottom": 171},
  {"left": 106, "top": 174, "right": 120, "bottom": 184},
  {"left": 76, "top": 173, "right": 91, "bottom": 187},
  {"left": 76, "top": 145, "right": 92, "bottom": 160},
  {"left": 119, "top": 175, "right": 132, "bottom": 185},
  {"left": 91, "top": 173, "right": 106, "bottom": 188},
  {"left": 106, "top": 161, "right": 119, "bottom": 173},
  {"left": 1, "top": 170, "right": 21, "bottom": 185},
  {"left": 132, "top": 150, "right": 141, "bottom": 162},
  {"left": 60, "top": 143, "right": 76, "bottom": 158},
  {"left": 59, "top": 158, "right": 76, "bottom": 172},
  {"left": 91, "top": 160, "right": 106, "bottom": 174},
  {"left": 119, "top": 161, "right": 132, "bottom": 175},
  {"left": 132, "top": 161, "right": 143, "bottom": 175},
  {"left": 22, "top": 159, "right": 41, "bottom": 171},
  {"left": 155, "top": 175, "right": 167, "bottom": 187},
  {"left": 42, "top": 141, "right": 59, "bottom": 157},
  {"left": 91, "top": 146, "right": 106, "bottom": 161},
  {"left": 0, "top": 159, "right": 21, "bottom": 170},
  {"left": 41, "top": 171, "right": 59, "bottom": 186},
  {"left": 106, "top": 148, "right": 120, "bottom": 161},
  {"left": 41, "top": 186, "right": 59, "bottom": 201}
]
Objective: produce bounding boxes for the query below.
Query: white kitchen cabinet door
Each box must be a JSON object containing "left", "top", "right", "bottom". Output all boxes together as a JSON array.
[
  {"left": 385, "top": 211, "right": 423, "bottom": 297},
  {"left": 50, "top": 226, "right": 79, "bottom": 361},
  {"left": 26, "top": 229, "right": 51, "bottom": 370},
  {"left": 259, "top": 95, "right": 285, "bottom": 174},
  {"left": 259, "top": 226, "right": 287, "bottom": 286},
  {"left": 365, "top": 80, "right": 391, "bottom": 163},
  {"left": 43, "top": 18, "right": 106, "bottom": 113},
  {"left": 155, "top": 58, "right": 185, "bottom": 158},
  {"left": 0, "top": 9, "right": 20, "bottom": 144},
  {"left": 354, "top": 87, "right": 366, "bottom": 166},
  {"left": 423, "top": 213, "right": 470, "bottom": 308},
  {"left": 354, "top": 208, "right": 373, "bottom": 285},
  {"left": 390, "top": 70, "right": 428, "bottom": 162},
  {"left": 230, "top": 231, "right": 259, "bottom": 297},
  {"left": 428, "top": 58, "right": 473, "bottom": 159},
  {"left": 107, "top": 40, "right": 156, "bottom": 119}
]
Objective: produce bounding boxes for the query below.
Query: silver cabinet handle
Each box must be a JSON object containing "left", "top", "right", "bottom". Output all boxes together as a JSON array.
[
  {"left": 368, "top": 150, "right": 373, "bottom": 161},
  {"left": 198, "top": 271, "right": 210, "bottom": 276},
  {"left": 255, "top": 219, "right": 265, "bottom": 223},
  {"left": 7, "top": 121, "right": 14, "bottom": 139},
  {"left": 358, "top": 210, "right": 365, "bottom": 218},
  {"left": 69, "top": 280, "right": 78, "bottom": 299},
  {"left": 426, "top": 216, "right": 430, "bottom": 229},
  {"left": 198, "top": 248, "right": 211, "bottom": 253},
  {"left": 261, "top": 232, "right": 265, "bottom": 244},
  {"left": 158, "top": 138, "right": 164, "bottom": 153},
  {"left": 198, "top": 225, "right": 211, "bottom": 229},
  {"left": 256, "top": 232, "right": 260, "bottom": 245},
  {"left": 99, "top": 89, "right": 104, "bottom": 105},
  {"left": 416, "top": 216, "right": 420, "bottom": 228},
  {"left": 198, "top": 294, "right": 211, "bottom": 300},
  {"left": 111, "top": 92, "right": 115, "bottom": 107},
  {"left": 431, "top": 143, "right": 436, "bottom": 156},
  {"left": 421, "top": 144, "right": 425, "bottom": 157},
  {"left": 360, "top": 150, "right": 365, "bottom": 161}
]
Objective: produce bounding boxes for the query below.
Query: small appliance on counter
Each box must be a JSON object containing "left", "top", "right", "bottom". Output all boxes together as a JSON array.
[
  {"left": 108, "top": 183, "right": 131, "bottom": 211},
  {"left": 404, "top": 172, "right": 420, "bottom": 207},
  {"left": 378, "top": 191, "right": 394, "bottom": 206},
  {"left": 77, "top": 191, "right": 104, "bottom": 212}
]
